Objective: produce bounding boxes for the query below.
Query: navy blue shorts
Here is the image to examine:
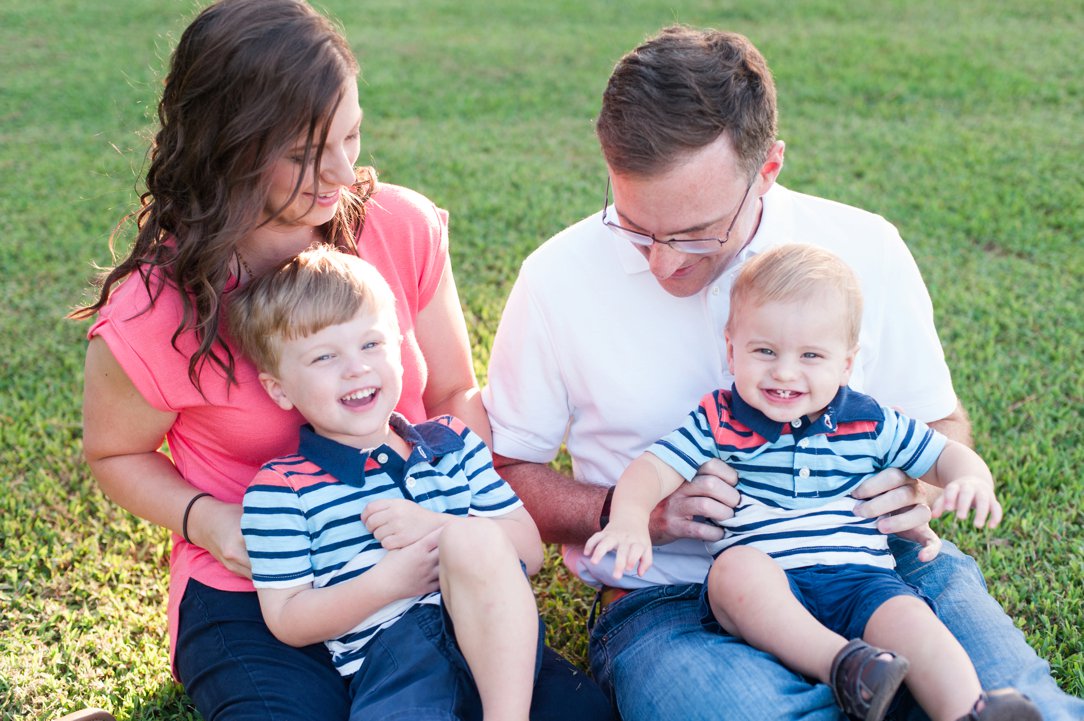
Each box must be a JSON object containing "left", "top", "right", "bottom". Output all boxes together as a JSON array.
[
  {"left": 347, "top": 602, "right": 545, "bottom": 721},
  {"left": 701, "top": 563, "right": 934, "bottom": 640},
  {"left": 784, "top": 564, "right": 934, "bottom": 639}
]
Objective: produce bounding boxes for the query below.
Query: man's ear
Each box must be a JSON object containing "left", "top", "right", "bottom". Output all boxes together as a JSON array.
[
  {"left": 755, "top": 140, "right": 786, "bottom": 194},
  {"left": 259, "top": 371, "right": 295, "bottom": 411}
]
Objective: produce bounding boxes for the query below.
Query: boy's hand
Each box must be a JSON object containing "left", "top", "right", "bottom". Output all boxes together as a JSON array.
[
  {"left": 584, "top": 522, "right": 653, "bottom": 580},
  {"left": 362, "top": 498, "right": 449, "bottom": 550},
  {"left": 373, "top": 527, "right": 441, "bottom": 598},
  {"left": 931, "top": 476, "right": 1003, "bottom": 529}
]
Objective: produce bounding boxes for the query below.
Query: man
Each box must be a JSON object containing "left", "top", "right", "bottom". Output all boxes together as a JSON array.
[{"left": 482, "top": 25, "right": 1082, "bottom": 721}]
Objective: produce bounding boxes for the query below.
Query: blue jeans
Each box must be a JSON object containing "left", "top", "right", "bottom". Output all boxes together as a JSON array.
[
  {"left": 589, "top": 539, "right": 1084, "bottom": 721},
  {"left": 177, "top": 580, "right": 613, "bottom": 721}
]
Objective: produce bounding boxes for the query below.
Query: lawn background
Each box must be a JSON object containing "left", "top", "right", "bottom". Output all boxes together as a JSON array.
[{"left": 1, "top": 0, "right": 1081, "bottom": 718}]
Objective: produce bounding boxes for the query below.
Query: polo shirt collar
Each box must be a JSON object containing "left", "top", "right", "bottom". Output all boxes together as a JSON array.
[
  {"left": 730, "top": 384, "right": 884, "bottom": 442},
  {"left": 296, "top": 413, "right": 465, "bottom": 487}
]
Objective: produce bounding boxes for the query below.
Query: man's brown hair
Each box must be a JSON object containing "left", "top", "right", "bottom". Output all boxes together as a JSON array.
[{"left": 596, "top": 25, "right": 777, "bottom": 178}]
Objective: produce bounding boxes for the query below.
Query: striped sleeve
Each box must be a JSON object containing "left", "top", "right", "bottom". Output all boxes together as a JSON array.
[
  {"left": 241, "top": 463, "right": 314, "bottom": 589},
  {"left": 447, "top": 419, "right": 523, "bottom": 517},
  {"left": 647, "top": 394, "right": 721, "bottom": 480},
  {"left": 877, "top": 407, "right": 948, "bottom": 478}
]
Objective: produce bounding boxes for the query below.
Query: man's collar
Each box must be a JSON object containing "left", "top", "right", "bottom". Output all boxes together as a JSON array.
[
  {"left": 729, "top": 384, "right": 884, "bottom": 442},
  {"left": 296, "top": 413, "right": 466, "bottom": 487}
]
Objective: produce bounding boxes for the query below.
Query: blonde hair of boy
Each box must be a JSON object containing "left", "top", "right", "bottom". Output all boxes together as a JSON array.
[
  {"left": 227, "top": 244, "right": 397, "bottom": 374},
  {"left": 728, "top": 244, "right": 863, "bottom": 347}
]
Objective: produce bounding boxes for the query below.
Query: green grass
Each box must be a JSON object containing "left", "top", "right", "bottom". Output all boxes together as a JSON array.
[{"left": 2, "top": 0, "right": 1082, "bottom": 717}]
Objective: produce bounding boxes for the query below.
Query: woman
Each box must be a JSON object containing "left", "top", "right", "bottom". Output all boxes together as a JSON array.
[{"left": 73, "top": 1, "right": 612, "bottom": 718}]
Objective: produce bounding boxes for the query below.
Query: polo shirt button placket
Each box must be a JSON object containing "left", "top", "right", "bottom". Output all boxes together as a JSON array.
[{"left": 376, "top": 452, "right": 389, "bottom": 464}]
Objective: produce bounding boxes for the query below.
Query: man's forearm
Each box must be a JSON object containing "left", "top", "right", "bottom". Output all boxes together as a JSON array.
[
  {"left": 927, "top": 401, "right": 973, "bottom": 447},
  {"left": 493, "top": 453, "right": 607, "bottom": 545}
]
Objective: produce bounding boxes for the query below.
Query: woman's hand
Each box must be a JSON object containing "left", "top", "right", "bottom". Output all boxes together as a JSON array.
[{"left": 187, "top": 497, "right": 252, "bottom": 579}]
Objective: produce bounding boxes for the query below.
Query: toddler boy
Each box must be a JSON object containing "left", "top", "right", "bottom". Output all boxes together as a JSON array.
[
  {"left": 229, "top": 245, "right": 544, "bottom": 721},
  {"left": 585, "top": 244, "right": 1040, "bottom": 721}
]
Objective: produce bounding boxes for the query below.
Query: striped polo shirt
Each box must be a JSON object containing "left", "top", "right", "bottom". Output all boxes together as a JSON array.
[
  {"left": 241, "top": 413, "right": 522, "bottom": 676},
  {"left": 648, "top": 385, "right": 946, "bottom": 571}
]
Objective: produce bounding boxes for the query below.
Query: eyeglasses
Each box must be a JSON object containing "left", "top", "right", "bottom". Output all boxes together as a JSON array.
[{"left": 601, "top": 176, "right": 754, "bottom": 255}]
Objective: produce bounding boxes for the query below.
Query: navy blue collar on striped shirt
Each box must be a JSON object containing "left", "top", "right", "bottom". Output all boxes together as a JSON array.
[
  {"left": 729, "top": 385, "right": 885, "bottom": 443},
  {"left": 296, "top": 412, "right": 466, "bottom": 488}
]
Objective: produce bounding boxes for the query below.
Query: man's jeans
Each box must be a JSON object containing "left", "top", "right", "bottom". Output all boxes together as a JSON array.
[{"left": 589, "top": 538, "right": 1084, "bottom": 721}]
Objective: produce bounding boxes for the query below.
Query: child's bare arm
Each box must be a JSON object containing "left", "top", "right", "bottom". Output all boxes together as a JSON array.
[
  {"left": 922, "top": 440, "right": 1003, "bottom": 529},
  {"left": 257, "top": 527, "right": 441, "bottom": 647},
  {"left": 488, "top": 506, "right": 545, "bottom": 575},
  {"left": 584, "top": 453, "right": 686, "bottom": 578}
]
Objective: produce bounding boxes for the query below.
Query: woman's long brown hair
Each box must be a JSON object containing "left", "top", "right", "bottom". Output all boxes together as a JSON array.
[{"left": 71, "top": 0, "right": 375, "bottom": 394}]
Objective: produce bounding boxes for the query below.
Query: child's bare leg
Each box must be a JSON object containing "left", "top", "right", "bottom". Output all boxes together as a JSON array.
[
  {"left": 708, "top": 546, "right": 846, "bottom": 681},
  {"left": 864, "top": 595, "right": 981, "bottom": 721},
  {"left": 439, "top": 518, "right": 537, "bottom": 721}
]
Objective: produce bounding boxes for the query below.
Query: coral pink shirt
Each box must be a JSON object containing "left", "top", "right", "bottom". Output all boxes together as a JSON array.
[{"left": 87, "top": 184, "right": 448, "bottom": 672}]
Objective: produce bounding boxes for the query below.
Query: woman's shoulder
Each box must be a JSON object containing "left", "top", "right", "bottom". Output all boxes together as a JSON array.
[
  {"left": 93, "top": 266, "right": 185, "bottom": 335},
  {"left": 357, "top": 182, "right": 449, "bottom": 301},
  {"left": 364, "top": 182, "right": 448, "bottom": 235}
]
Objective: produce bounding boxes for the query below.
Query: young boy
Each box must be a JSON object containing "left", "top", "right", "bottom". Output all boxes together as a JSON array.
[
  {"left": 228, "top": 246, "right": 545, "bottom": 721},
  {"left": 585, "top": 245, "right": 1040, "bottom": 721}
]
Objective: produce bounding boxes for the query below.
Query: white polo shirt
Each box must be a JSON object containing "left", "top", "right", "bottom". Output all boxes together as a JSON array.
[{"left": 482, "top": 183, "right": 957, "bottom": 588}]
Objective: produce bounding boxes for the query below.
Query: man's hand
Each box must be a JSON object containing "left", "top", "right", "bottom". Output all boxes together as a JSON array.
[
  {"left": 853, "top": 467, "right": 941, "bottom": 562},
  {"left": 647, "top": 459, "right": 739, "bottom": 545},
  {"left": 362, "top": 499, "right": 449, "bottom": 550}
]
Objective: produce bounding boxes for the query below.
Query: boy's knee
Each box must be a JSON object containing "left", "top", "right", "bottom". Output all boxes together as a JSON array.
[
  {"left": 708, "top": 546, "right": 779, "bottom": 599},
  {"left": 439, "top": 517, "right": 513, "bottom": 571},
  {"left": 712, "top": 545, "right": 769, "bottom": 577}
]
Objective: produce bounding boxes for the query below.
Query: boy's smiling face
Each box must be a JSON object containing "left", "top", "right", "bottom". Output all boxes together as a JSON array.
[
  {"left": 726, "top": 289, "right": 857, "bottom": 424},
  {"left": 260, "top": 307, "right": 402, "bottom": 450}
]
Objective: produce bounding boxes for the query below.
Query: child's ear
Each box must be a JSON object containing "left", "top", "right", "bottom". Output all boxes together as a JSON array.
[
  {"left": 259, "top": 371, "right": 295, "bottom": 411},
  {"left": 724, "top": 331, "right": 735, "bottom": 370},
  {"left": 840, "top": 344, "right": 859, "bottom": 384}
]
